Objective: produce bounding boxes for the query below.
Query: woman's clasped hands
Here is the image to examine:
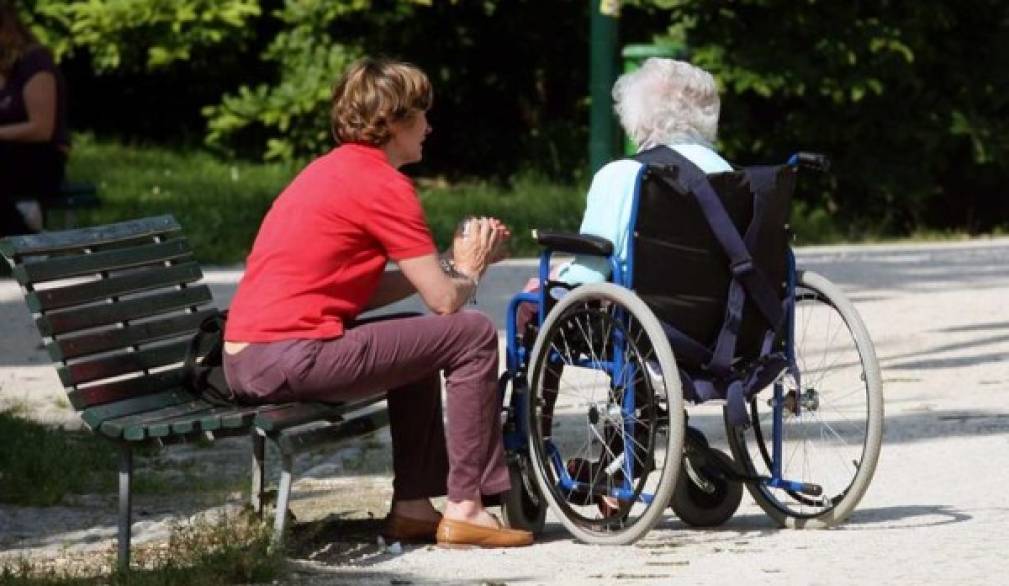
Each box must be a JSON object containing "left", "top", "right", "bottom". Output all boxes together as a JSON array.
[{"left": 452, "top": 216, "right": 511, "bottom": 280}]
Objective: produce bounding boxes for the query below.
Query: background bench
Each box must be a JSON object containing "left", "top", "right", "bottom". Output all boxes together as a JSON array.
[
  {"left": 44, "top": 181, "right": 101, "bottom": 229},
  {"left": 0, "top": 215, "right": 390, "bottom": 571}
]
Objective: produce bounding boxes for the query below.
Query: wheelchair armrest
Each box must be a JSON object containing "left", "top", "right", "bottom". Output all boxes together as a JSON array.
[{"left": 533, "top": 230, "right": 614, "bottom": 257}]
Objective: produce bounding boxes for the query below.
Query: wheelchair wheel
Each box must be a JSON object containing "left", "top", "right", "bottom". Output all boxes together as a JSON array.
[
  {"left": 671, "top": 448, "right": 743, "bottom": 528},
  {"left": 501, "top": 453, "right": 547, "bottom": 532},
  {"left": 526, "top": 283, "right": 684, "bottom": 544},
  {"left": 726, "top": 270, "right": 883, "bottom": 528}
]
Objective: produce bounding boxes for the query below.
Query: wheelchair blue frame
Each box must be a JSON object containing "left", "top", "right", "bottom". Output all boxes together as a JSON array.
[{"left": 501, "top": 155, "right": 814, "bottom": 508}]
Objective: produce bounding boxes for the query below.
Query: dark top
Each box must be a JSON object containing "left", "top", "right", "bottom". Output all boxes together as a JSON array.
[{"left": 0, "top": 46, "right": 69, "bottom": 148}]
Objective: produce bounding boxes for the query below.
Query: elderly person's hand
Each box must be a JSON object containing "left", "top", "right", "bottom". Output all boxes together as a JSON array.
[{"left": 453, "top": 217, "right": 504, "bottom": 278}]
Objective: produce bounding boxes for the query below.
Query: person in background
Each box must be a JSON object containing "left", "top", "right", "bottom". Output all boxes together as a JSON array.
[
  {"left": 223, "top": 58, "right": 533, "bottom": 548},
  {"left": 0, "top": 1, "right": 69, "bottom": 235},
  {"left": 517, "top": 59, "right": 730, "bottom": 515}
]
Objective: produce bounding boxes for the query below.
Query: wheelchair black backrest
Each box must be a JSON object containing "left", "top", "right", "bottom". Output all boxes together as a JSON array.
[{"left": 630, "top": 146, "right": 796, "bottom": 366}]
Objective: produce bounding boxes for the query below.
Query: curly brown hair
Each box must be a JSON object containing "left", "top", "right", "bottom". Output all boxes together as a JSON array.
[
  {"left": 0, "top": 1, "right": 38, "bottom": 74},
  {"left": 330, "top": 57, "right": 433, "bottom": 146}
]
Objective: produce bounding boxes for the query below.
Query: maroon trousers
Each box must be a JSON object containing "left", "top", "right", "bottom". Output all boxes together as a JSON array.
[{"left": 223, "top": 310, "right": 510, "bottom": 502}]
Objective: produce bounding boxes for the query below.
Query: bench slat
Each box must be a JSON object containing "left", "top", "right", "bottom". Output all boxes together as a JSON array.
[
  {"left": 51, "top": 308, "right": 217, "bottom": 361},
  {"left": 278, "top": 409, "right": 390, "bottom": 454},
  {"left": 169, "top": 405, "right": 268, "bottom": 435},
  {"left": 97, "top": 399, "right": 212, "bottom": 440},
  {"left": 58, "top": 340, "right": 191, "bottom": 387},
  {"left": 254, "top": 401, "right": 369, "bottom": 433},
  {"left": 0, "top": 215, "right": 179, "bottom": 257},
  {"left": 110, "top": 404, "right": 263, "bottom": 441},
  {"left": 221, "top": 403, "right": 291, "bottom": 428},
  {"left": 69, "top": 369, "right": 187, "bottom": 410},
  {"left": 129, "top": 401, "right": 215, "bottom": 440},
  {"left": 14, "top": 238, "right": 192, "bottom": 284},
  {"left": 38, "top": 285, "right": 212, "bottom": 337},
  {"left": 28, "top": 262, "right": 204, "bottom": 312},
  {"left": 83, "top": 388, "right": 196, "bottom": 433}
]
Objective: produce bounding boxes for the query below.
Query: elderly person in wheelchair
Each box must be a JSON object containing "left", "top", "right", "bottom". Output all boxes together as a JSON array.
[{"left": 501, "top": 58, "right": 883, "bottom": 544}]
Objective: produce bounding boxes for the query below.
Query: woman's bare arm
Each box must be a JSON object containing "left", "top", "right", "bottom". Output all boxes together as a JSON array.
[
  {"left": 365, "top": 269, "right": 417, "bottom": 310},
  {"left": 397, "top": 254, "right": 478, "bottom": 315}
]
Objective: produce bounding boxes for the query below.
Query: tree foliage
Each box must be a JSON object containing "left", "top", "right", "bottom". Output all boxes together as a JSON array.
[
  {"left": 629, "top": 0, "right": 1009, "bottom": 232},
  {"left": 14, "top": 0, "right": 1009, "bottom": 233},
  {"left": 27, "top": 0, "right": 260, "bottom": 70},
  {"left": 204, "top": 0, "right": 590, "bottom": 176}
]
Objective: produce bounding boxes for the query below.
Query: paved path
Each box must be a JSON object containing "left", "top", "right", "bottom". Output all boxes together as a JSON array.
[{"left": 2, "top": 238, "right": 1008, "bottom": 584}]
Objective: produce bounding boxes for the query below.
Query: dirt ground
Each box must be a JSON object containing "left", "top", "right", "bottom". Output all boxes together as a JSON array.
[{"left": 2, "top": 238, "right": 1008, "bottom": 585}]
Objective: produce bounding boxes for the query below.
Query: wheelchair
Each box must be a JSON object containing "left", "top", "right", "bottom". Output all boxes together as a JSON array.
[{"left": 496, "top": 149, "right": 884, "bottom": 544}]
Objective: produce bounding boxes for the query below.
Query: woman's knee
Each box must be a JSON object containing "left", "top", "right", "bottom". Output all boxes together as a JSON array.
[{"left": 453, "top": 310, "right": 498, "bottom": 349}]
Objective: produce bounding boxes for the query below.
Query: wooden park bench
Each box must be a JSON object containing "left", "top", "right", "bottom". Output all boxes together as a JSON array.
[{"left": 0, "top": 215, "right": 390, "bottom": 571}]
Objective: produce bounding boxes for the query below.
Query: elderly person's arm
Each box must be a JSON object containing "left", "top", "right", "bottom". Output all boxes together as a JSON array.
[{"left": 0, "top": 71, "right": 57, "bottom": 142}]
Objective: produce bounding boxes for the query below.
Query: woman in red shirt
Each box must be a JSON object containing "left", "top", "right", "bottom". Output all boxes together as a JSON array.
[{"left": 224, "top": 58, "right": 532, "bottom": 548}]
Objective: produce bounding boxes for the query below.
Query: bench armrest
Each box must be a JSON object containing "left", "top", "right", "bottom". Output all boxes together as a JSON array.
[{"left": 533, "top": 230, "right": 614, "bottom": 257}]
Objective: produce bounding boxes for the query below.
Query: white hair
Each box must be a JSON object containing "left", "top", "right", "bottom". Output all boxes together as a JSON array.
[{"left": 612, "top": 58, "right": 720, "bottom": 150}]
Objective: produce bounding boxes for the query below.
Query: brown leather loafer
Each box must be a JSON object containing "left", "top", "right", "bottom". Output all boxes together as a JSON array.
[
  {"left": 382, "top": 513, "right": 442, "bottom": 544},
  {"left": 436, "top": 517, "right": 534, "bottom": 548}
]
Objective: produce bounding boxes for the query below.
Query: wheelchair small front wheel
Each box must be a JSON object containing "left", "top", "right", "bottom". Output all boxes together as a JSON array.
[
  {"left": 526, "top": 283, "right": 685, "bottom": 545},
  {"left": 501, "top": 453, "right": 547, "bottom": 533},
  {"left": 670, "top": 448, "right": 743, "bottom": 528},
  {"left": 726, "top": 270, "right": 884, "bottom": 528}
]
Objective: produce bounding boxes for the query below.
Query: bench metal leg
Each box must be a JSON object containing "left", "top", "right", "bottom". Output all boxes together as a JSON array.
[
  {"left": 251, "top": 430, "right": 266, "bottom": 515},
  {"left": 272, "top": 452, "right": 294, "bottom": 545},
  {"left": 117, "top": 444, "right": 133, "bottom": 572}
]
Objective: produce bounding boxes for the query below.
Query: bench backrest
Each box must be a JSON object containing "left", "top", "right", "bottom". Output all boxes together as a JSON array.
[{"left": 0, "top": 215, "right": 215, "bottom": 430}]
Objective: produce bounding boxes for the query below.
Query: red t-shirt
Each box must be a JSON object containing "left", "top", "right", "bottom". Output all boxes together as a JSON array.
[{"left": 225, "top": 144, "right": 436, "bottom": 342}]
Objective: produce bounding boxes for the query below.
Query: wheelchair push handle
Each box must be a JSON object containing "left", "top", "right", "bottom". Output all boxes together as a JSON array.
[{"left": 787, "top": 152, "right": 831, "bottom": 172}]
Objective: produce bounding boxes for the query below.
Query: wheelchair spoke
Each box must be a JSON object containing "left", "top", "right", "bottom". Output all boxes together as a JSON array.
[
  {"left": 729, "top": 273, "right": 881, "bottom": 524},
  {"left": 527, "top": 288, "right": 681, "bottom": 542}
]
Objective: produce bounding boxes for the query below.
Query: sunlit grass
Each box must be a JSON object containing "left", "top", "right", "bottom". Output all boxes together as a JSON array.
[{"left": 0, "top": 510, "right": 283, "bottom": 585}]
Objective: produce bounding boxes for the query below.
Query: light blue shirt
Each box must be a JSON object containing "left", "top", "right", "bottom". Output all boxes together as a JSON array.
[{"left": 556, "top": 144, "right": 733, "bottom": 285}]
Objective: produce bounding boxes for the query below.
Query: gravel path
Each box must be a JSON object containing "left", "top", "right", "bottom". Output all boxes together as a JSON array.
[{"left": 2, "top": 238, "right": 1008, "bottom": 584}]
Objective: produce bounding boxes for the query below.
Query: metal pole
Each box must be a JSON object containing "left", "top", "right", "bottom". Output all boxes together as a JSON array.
[
  {"left": 251, "top": 429, "right": 266, "bottom": 515},
  {"left": 117, "top": 445, "right": 133, "bottom": 573},
  {"left": 272, "top": 453, "right": 294, "bottom": 547},
  {"left": 589, "top": 0, "right": 620, "bottom": 175}
]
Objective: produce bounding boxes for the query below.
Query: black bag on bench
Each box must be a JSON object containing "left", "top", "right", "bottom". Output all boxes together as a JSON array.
[{"left": 182, "top": 310, "right": 240, "bottom": 406}]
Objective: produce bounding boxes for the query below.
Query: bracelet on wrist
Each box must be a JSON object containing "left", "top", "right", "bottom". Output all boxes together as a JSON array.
[{"left": 440, "top": 257, "right": 480, "bottom": 302}]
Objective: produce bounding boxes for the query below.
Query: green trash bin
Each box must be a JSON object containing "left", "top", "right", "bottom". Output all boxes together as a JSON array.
[{"left": 620, "top": 43, "right": 686, "bottom": 155}]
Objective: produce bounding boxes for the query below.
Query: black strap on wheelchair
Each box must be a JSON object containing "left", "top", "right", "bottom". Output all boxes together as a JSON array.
[{"left": 633, "top": 146, "right": 787, "bottom": 425}]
